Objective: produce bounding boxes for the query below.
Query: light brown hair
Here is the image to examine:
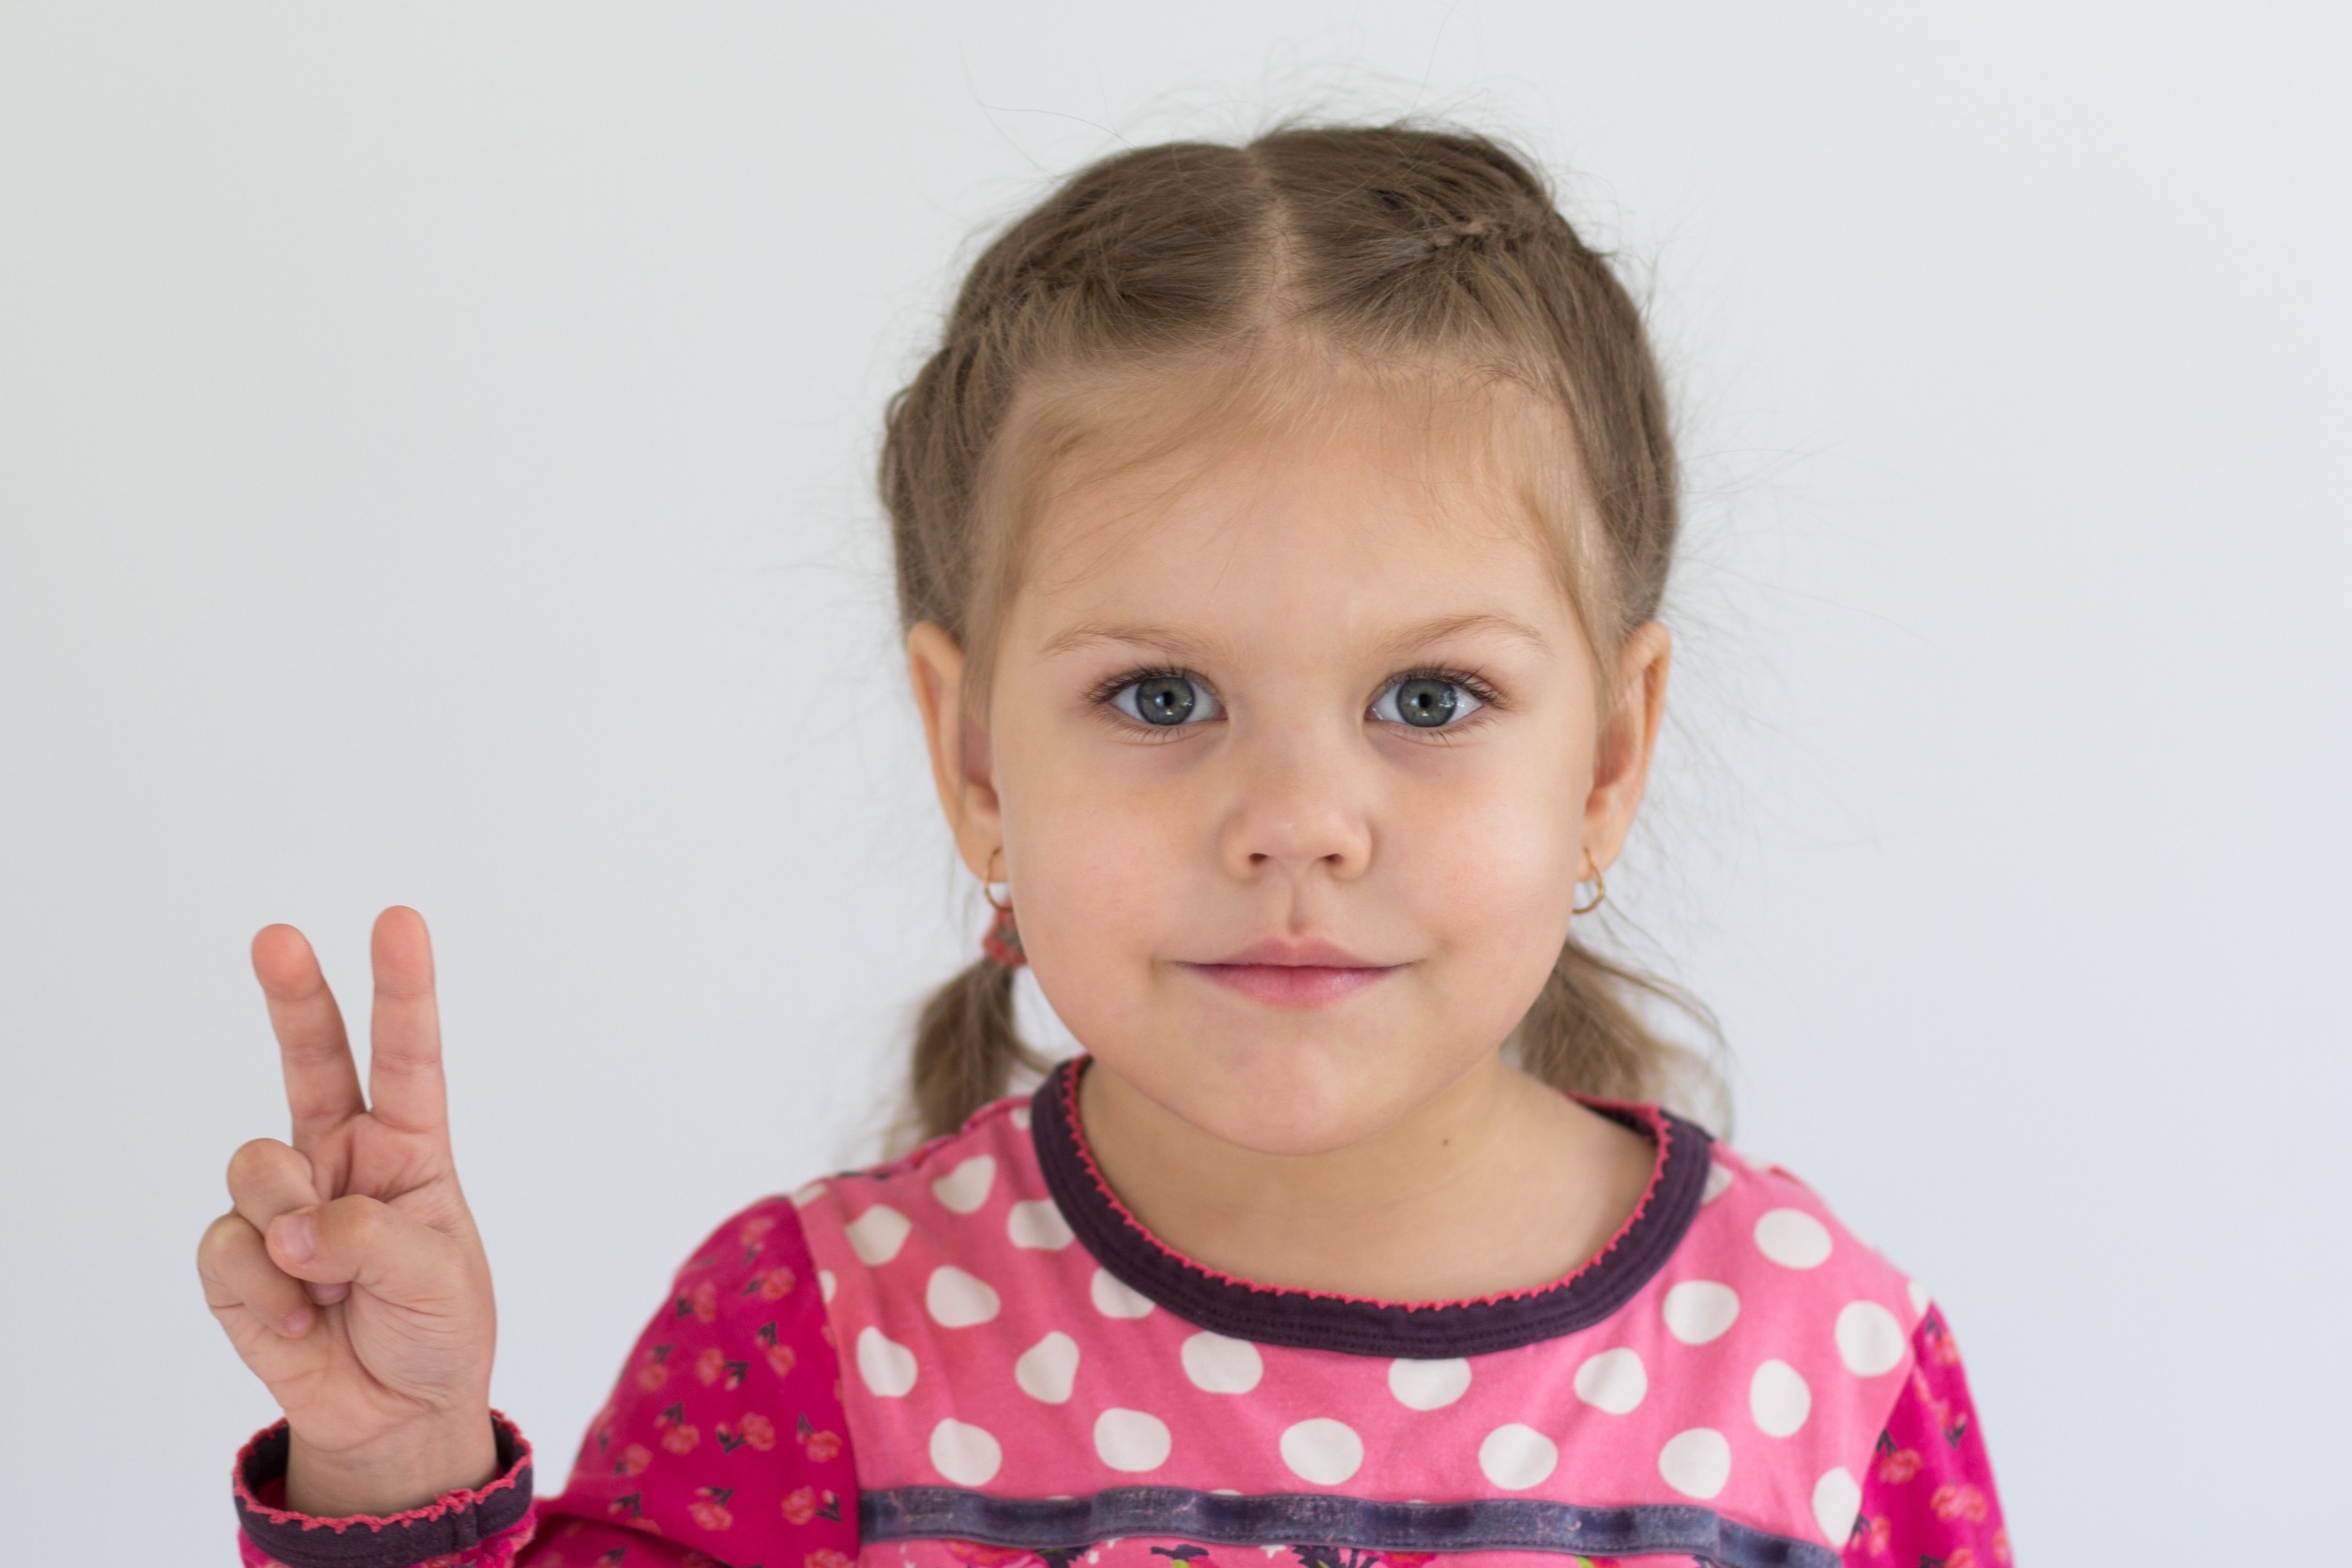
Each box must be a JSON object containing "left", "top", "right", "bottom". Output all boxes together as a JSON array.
[{"left": 880, "top": 119, "right": 1714, "bottom": 1142}]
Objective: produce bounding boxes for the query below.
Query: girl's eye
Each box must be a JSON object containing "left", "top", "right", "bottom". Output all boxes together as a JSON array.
[
  {"left": 1373, "top": 676, "right": 1485, "bottom": 729},
  {"left": 1112, "top": 674, "right": 1222, "bottom": 727}
]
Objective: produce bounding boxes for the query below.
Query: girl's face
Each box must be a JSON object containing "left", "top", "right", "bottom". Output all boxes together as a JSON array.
[{"left": 911, "top": 376, "right": 1668, "bottom": 1158}]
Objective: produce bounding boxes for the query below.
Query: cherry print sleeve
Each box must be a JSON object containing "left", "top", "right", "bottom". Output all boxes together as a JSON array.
[
  {"left": 232, "top": 1196, "right": 860, "bottom": 1568},
  {"left": 1843, "top": 1305, "right": 2012, "bottom": 1566},
  {"left": 531, "top": 1196, "right": 860, "bottom": 1565}
]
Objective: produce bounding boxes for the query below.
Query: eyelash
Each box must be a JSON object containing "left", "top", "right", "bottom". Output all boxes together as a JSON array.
[
  {"left": 1085, "top": 665, "right": 1210, "bottom": 742},
  {"left": 1086, "top": 665, "right": 1507, "bottom": 738},
  {"left": 1377, "top": 667, "right": 1506, "bottom": 742}
]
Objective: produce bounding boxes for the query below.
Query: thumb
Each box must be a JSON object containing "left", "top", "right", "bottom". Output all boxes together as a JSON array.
[{"left": 265, "top": 1196, "right": 475, "bottom": 1308}]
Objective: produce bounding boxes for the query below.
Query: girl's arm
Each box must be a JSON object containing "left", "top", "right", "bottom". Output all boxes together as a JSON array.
[
  {"left": 232, "top": 1196, "right": 861, "bottom": 1568},
  {"left": 1844, "top": 1306, "right": 2011, "bottom": 1565}
]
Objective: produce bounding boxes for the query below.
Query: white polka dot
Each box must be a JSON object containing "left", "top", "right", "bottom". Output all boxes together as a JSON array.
[
  {"left": 1813, "top": 1466, "right": 1862, "bottom": 1545},
  {"left": 818, "top": 1269, "right": 837, "bottom": 1304},
  {"left": 1477, "top": 1424, "right": 1558, "bottom": 1490},
  {"left": 1657, "top": 1427, "right": 1732, "bottom": 1500},
  {"left": 1014, "top": 1331, "right": 1078, "bottom": 1403},
  {"left": 1278, "top": 1418, "right": 1364, "bottom": 1485},
  {"left": 928, "top": 1418, "right": 1002, "bottom": 1485},
  {"left": 925, "top": 1265, "right": 1002, "bottom": 1328},
  {"left": 1093, "top": 1408, "right": 1171, "bottom": 1471},
  {"left": 1387, "top": 1358, "right": 1471, "bottom": 1410},
  {"left": 1835, "top": 1300, "right": 1907, "bottom": 1376},
  {"left": 1754, "top": 1208, "right": 1833, "bottom": 1270},
  {"left": 1008, "top": 1199, "right": 1075, "bottom": 1250},
  {"left": 789, "top": 1180, "right": 829, "bottom": 1208},
  {"left": 1662, "top": 1280, "right": 1741, "bottom": 1345},
  {"left": 1701, "top": 1162, "right": 1734, "bottom": 1203},
  {"left": 1907, "top": 1277, "right": 1931, "bottom": 1317},
  {"left": 1090, "top": 1267, "right": 1155, "bottom": 1319},
  {"left": 1572, "top": 1347, "right": 1648, "bottom": 1414},
  {"left": 1181, "top": 1332, "right": 1264, "bottom": 1394},
  {"left": 930, "top": 1154, "right": 997, "bottom": 1214},
  {"left": 1009, "top": 1104, "right": 1033, "bottom": 1131},
  {"left": 845, "top": 1203, "right": 912, "bottom": 1265},
  {"left": 1749, "top": 1359, "right": 1812, "bottom": 1438},
  {"left": 854, "top": 1325, "right": 918, "bottom": 1397}
]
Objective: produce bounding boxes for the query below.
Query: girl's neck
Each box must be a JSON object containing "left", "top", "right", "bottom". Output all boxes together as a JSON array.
[{"left": 1073, "top": 1050, "right": 1656, "bottom": 1304}]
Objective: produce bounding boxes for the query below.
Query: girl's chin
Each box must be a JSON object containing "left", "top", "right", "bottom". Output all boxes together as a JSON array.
[{"left": 1093, "top": 1041, "right": 1476, "bottom": 1160}]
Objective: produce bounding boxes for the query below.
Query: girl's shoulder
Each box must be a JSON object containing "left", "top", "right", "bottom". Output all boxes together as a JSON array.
[
  {"left": 780, "top": 1088, "right": 1051, "bottom": 1281},
  {"left": 1666, "top": 1131, "right": 1932, "bottom": 1370}
]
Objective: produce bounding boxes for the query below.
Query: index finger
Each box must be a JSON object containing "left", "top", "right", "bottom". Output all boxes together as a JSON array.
[
  {"left": 366, "top": 905, "right": 448, "bottom": 1138},
  {"left": 251, "top": 923, "right": 365, "bottom": 1150}
]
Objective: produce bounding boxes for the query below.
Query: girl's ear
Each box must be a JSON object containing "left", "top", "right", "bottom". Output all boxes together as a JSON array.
[
  {"left": 907, "top": 621, "right": 1004, "bottom": 880},
  {"left": 1579, "top": 620, "right": 1673, "bottom": 873}
]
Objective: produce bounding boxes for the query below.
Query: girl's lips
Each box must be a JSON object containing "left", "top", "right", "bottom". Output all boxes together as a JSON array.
[{"left": 1182, "top": 960, "right": 1401, "bottom": 1008}]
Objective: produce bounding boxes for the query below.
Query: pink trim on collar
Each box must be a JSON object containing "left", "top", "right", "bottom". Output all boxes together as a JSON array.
[{"left": 1052, "top": 1053, "right": 1677, "bottom": 1313}]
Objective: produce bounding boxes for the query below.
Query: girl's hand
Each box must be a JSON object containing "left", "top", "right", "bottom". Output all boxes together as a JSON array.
[{"left": 197, "top": 907, "right": 501, "bottom": 1516}]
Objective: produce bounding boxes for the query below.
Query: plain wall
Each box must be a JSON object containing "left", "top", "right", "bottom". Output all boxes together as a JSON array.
[{"left": 3, "top": 5, "right": 2345, "bottom": 1561}]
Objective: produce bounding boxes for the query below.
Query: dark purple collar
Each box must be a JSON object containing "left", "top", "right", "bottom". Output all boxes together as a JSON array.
[{"left": 1029, "top": 1056, "right": 1713, "bottom": 1359}]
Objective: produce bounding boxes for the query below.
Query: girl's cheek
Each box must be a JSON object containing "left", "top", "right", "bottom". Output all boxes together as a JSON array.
[
  {"left": 999, "top": 751, "right": 1190, "bottom": 959},
  {"left": 1018, "top": 803, "right": 1196, "bottom": 955},
  {"left": 1414, "top": 837, "right": 1582, "bottom": 1006},
  {"left": 1392, "top": 752, "right": 1586, "bottom": 912}
]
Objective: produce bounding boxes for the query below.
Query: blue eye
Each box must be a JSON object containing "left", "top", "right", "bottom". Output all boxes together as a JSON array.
[
  {"left": 1373, "top": 676, "right": 1484, "bottom": 729},
  {"left": 1113, "top": 674, "right": 1222, "bottom": 727}
]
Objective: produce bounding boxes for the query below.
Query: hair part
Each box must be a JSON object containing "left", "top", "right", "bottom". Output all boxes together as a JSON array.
[{"left": 881, "top": 117, "right": 1718, "bottom": 1142}]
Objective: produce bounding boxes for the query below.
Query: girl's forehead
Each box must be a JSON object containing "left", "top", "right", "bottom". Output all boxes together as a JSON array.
[{"left": 1014, "top": 366, "right": 1576, "bottom": 614}]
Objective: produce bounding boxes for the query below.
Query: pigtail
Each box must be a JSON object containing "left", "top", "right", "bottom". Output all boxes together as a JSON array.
[
  {"left": 1514, "top": 937, "right": 1721, "bottom": 1123},
  {"left": 907, "top": 954, "right": 1047, "bottom": 1142}
]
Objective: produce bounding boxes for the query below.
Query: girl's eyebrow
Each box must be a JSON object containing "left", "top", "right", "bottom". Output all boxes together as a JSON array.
[
  {"left": 1373, "top": 611, "right": 1552, "bottom": 657},
  {"left": 1039, "top": 611, "right": 1548, "bottom": 661},
  {"left": 1038, "top": 623, "right": 1221, "bottom": 661}
]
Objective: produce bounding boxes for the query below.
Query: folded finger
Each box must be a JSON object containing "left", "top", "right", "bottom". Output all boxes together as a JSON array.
[
  {"left": 266, "top": 1193, "right": 470, "bottom": 1307},
  {"left": 251, "top": 924, "right": 365, "bottom": 1146},
  {"left": 225, "top": 1138, "right": 348, "bottom": 1304},
  {"left": 225, "top": 1138, "right": 321, "bottom": 1229},
  {"left": 197, "top": 1213, "right": 315, "bottom": 1337}
]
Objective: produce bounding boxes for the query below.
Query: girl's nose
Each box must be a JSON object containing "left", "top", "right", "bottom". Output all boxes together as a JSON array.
[{"left": 1215, "top": 729, "right": 1374, "bottom": 883}]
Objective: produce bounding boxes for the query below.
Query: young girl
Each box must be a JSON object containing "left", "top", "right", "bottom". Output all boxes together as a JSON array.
[{"left": 198, "top": 123, "right": 2009, "bottom": 1568}]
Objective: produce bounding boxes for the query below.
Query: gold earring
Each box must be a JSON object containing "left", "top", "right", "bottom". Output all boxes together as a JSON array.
[
  {"left": 1573, "top": 852, "right": 1607, "bottom": 916},
  {"left": 983, "top": 847, "right": 1013, "bottom": 913}
]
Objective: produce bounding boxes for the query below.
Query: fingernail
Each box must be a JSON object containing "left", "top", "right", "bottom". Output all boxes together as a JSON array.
[
  {"left": 277, "top": 1212, "right": 317, "bottom": 1264},
  {"left": 309, "top": 1281, "right": 349, "bottom": 1305},
  {"left": 280, "top": 1305, "right": 314, "bottom": 1337}
]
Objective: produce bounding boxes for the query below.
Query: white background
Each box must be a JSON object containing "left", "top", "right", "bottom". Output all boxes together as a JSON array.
[{"left": 4, "top": 5, "right": 2345, "bottom": 1561}]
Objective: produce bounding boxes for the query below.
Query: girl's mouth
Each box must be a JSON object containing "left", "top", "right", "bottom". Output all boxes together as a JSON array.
[
  {"left": 1187, "top": 963, "right": 1398, "bottom": 1006},
  {"left": 1180, "top": 938, "right": 1404, "bottom": 1008}
]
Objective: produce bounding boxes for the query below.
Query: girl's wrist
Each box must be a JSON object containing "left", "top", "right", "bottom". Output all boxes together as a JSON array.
[{"left": 283, "top": 1407, "right": 502, "bottom": 1517}]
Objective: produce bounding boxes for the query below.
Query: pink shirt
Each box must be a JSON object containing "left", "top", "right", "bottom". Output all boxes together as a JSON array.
[{"left": 232, "top": 1060, "right": 2010, "bottom": 1568}]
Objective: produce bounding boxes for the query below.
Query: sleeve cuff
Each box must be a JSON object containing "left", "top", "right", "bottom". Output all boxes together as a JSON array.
[{"left": 234, "top": 1410, "right": 535, "bottom": 1568}]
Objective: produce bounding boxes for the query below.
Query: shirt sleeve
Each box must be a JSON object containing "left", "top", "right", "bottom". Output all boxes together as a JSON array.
[
  {"left": 232, "top": 1195, "right": 861, "bottom": 1568},
  {"left": 1842, "top": 1304, "right": 2013, "bottom": 1565}
]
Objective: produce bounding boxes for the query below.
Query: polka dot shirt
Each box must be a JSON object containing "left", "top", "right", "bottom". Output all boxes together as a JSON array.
[{"left": 234, "top": 1060, "right": 2009, "bottom": 1568}]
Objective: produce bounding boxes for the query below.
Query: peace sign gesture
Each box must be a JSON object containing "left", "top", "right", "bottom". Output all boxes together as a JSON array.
[{"left": 196, "top": 908, "right": 501, "bottom": 1516}]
